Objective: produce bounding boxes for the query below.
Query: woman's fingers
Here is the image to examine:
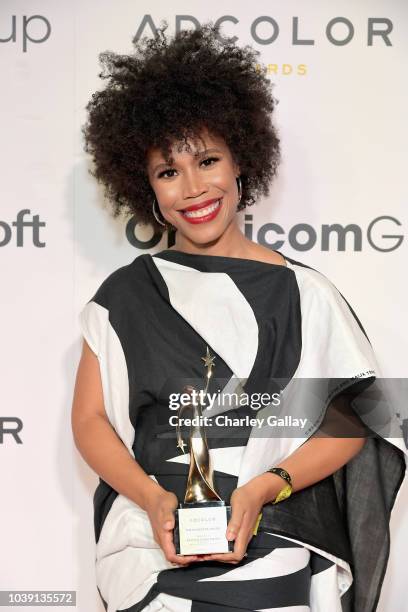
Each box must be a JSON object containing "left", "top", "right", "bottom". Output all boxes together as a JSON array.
[
  {"left": 201, "top": 512, "right": 255, "bottom": 563},
  {"left": 226, "top": 495, "right": 245, "bottom": 541},
  {"left": 150, "top": 489, "right": 261, "bottom": 566},
  {"left": 162, "top": 509, "right": 175, "bottom": 530},
  {"left": 159, "top": 517, "right": 200, "bottom": 565},
  {"left": 232, "top": 514, "right": 253, "bottom": 558},
  {"left": 146, "top": 490, "right": 206, "bottom": 565}
]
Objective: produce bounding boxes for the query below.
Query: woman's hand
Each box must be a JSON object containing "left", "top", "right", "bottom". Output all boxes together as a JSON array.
[
  {"left": 198, "top": 474, "right": 276, "bottom": 564},
  {"left": 144, "top": 487, "right": 201, "bottom": 566}
]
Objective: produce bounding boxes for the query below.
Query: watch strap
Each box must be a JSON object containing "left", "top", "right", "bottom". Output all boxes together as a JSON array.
[
  {"left": 266, "top": 467, "right": 292, "bottom": 487},
  {"left": 265, "top": 467, "right": 293, "bottom": 504}
]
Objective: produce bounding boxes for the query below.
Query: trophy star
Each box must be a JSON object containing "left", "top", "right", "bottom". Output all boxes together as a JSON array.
[
  {"left": 201, "top": 346, "right": 216, "bottom": 370},
  {"left": 177, "top": 439, "right": 187, "bottom": 453}
]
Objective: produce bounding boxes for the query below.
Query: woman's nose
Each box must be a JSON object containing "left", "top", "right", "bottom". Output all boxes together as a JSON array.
[{"left": 182, "top": 170, "right": 207, "bottom": 199}]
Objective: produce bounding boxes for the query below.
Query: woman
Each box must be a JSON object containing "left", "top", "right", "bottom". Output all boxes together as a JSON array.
[{"left": 72, "top": 23, "right": 407, "bottom": 612}]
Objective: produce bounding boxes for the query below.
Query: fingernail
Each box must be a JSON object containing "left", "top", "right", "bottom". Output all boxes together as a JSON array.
[{"left": 226, "top": 531, "right": 234, "bottom": 540}]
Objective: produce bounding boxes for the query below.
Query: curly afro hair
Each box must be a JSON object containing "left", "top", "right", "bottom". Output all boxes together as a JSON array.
[{"left": 82, "top": 21, "right": 281, "bottom": 232}]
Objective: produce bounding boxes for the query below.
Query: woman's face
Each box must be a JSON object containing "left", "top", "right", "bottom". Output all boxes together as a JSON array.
[{"left": 146, "top": 129, "right": 240, "bottom": 245}]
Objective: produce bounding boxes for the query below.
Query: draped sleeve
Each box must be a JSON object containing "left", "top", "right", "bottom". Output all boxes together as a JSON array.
[{"left": 239, "top": 258, "right": 407, "bottom": 612}]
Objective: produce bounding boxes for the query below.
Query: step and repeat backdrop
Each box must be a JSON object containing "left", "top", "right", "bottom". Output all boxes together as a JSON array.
[{"left": 1, "top": 1, "right": 407, "bottom": 610}]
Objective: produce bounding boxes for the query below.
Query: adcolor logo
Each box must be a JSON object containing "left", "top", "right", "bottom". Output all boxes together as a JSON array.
[
  {"left": 134, "top": 15, "right": 393, "bottom": 47},
  {"left": 0, "top": 418, "right": 23, "bottom": 444}
]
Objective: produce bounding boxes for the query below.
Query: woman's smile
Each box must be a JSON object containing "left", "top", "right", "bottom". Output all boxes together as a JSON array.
[{"left": 179, "top": 198, "right": 223, "bottom": 224}]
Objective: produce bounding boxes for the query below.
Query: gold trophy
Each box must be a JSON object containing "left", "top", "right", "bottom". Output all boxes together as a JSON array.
[{"left": 173, "top": 347, "right": 233, "bottom": 555}]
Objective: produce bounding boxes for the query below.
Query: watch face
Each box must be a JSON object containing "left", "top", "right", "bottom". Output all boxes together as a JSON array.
[{"left": 269, "top": 468, "right": 292, "bottom": 485}]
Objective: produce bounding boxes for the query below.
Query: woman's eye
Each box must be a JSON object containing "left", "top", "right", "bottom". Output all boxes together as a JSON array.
[
  {"left": 158, "top": 169, "right": 176, "bottom": 179},
  {"left": 201, "top": 156, "right": 219, "bottom": 167},
  {"left": 157, "top": 157, "right": 220, "bottom": 179}
]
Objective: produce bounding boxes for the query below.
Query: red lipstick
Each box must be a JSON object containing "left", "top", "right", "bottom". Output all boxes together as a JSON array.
[
  {"left": 181, "top": 198, "right": 220, "bottom": 212},
  {"left": 179, "top": 198, "right": 223, "bottom": 225}
]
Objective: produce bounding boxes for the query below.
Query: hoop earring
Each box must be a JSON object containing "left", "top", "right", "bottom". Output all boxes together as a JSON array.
[
  {"left": 152, "top": 197, "right": 166, "bottom": 227},
  {"left": 236, "top": 176, "right": 242, "bottom": 205}
]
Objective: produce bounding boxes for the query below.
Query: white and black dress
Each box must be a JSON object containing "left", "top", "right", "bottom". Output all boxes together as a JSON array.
[{"left": 78, "top": 249, "right": 407, "bottom": 612}]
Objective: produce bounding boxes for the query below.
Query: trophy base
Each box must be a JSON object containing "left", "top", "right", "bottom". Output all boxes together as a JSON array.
[{"left": 174, "top": 500, "right": 234, "bottom": 555}]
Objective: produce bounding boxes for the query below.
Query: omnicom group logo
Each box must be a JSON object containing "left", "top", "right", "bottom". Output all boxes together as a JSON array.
[
  {"left": 243, "top": 215, "right": 404, "bottom": 252},
  {"left": 0, "top": 15, "right": 51, "bottom": 53},
  {"left": 134, "top": 15, "right": 393, "bottom": 47},
  {"left": 127, "top": 215, "right": 404, "bottom": 253}
]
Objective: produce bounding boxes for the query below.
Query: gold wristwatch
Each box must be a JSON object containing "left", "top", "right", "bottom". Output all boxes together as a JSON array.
[{"left": 265, "top": 467, "right": 293, "bottom": 504}]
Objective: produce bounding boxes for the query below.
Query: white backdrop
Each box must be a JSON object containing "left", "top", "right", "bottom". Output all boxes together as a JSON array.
[{"left": 1, "top": 1, "right": 407, "bottom": 610}]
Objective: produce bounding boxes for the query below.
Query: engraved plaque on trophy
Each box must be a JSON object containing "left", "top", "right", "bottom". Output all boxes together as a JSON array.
[{"left": 173, "top": 347, "right": 234, "bottom": 555}]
